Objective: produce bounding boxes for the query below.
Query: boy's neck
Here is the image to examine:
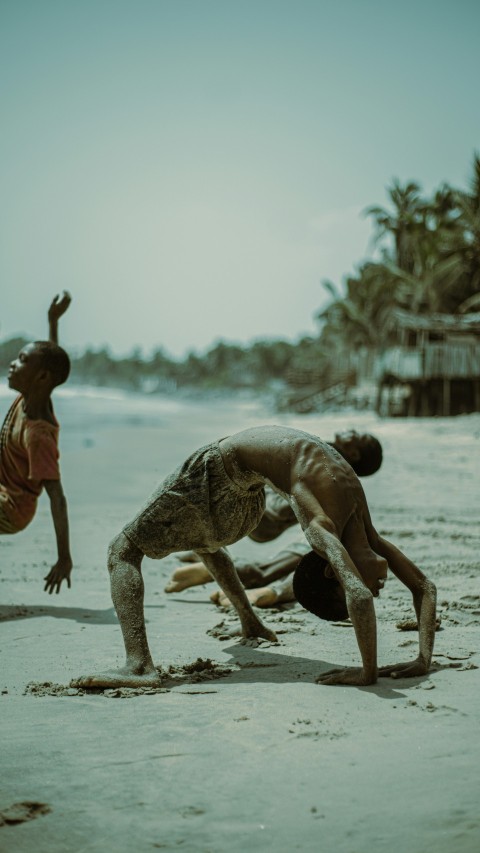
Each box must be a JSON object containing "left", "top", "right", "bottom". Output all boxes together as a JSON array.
[{"left": 21, "top": 388, "right": 55, "bottom": 423}]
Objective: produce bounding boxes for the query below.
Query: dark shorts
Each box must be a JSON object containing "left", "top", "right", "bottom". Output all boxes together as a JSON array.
[{"left": 122, "top": 441, "right": 266, "bottom": 559}]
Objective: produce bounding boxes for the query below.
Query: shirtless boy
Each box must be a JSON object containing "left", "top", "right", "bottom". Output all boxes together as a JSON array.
[
  {"left": 165, "top": 430, "right": 382, "bottom": 607},
  {"left": 72, "top": 426, "right": 436, "bottom": 689},
  {"left": 1, "top": 292, "right": 73, "bottom": 593}
]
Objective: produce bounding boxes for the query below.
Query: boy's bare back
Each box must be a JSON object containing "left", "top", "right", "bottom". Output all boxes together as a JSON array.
[{"left": 220, "top": 425, "right": 365, "bottom": 536}]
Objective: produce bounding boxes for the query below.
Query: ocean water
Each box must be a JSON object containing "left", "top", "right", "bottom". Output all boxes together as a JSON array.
[
  {"left": 0, "top": 382, "right": 269, "bottom": 452},
  {"left": 2, "top": 379, "right": 479, "bottom": 458}
]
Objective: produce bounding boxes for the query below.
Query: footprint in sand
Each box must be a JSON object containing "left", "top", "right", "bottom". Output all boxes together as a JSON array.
[
  {"left": 0, "top": 802, "right": 51, "bottom": 826},
  {"left": 406, "top": 699, "right": 466, "bottom": 715},
  {"left": 288, "top": 718, "right": 346, "bottom": 740}
]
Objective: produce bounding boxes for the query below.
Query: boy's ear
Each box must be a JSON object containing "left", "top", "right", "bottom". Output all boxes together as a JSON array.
[
  {"left": 343, "top": 440, "right": 360, "bottom": 462},
  {"left": 37, "top": 367, "right": 53, "bottom": 386}
]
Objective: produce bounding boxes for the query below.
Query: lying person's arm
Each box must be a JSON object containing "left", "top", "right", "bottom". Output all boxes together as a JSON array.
[{"left": 43, "top": 479, "right": 73, "bottom": 594}]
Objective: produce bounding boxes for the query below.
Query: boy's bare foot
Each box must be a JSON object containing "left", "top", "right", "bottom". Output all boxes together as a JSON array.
[
  {"left": 70, "top": 666, "right": 162, "bottom": 690},
  {"left": 210, "top": 586, "right": 279, "bottom": 609},
  {"left": 165, "top": 564, "right": 212, "bottom": 593}
]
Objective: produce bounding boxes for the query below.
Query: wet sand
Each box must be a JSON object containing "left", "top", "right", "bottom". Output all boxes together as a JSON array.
[{"left": 1, "top": 391, "right": 479, "bottom": 852}]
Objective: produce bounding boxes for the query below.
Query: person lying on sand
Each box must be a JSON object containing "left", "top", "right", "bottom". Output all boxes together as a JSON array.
[
  {"left": 71, "top": 425, "right": 435, "bottom": 690},
  {"left": 1, "top": 292, "right": 73, "bottom": 594},
  {"left": 169, "top": 534, "right": 308, "bottom": 608},
  {"left": 165, "top": 489, "right": 304, "bottom": 596},
  {"left": 165, "top": 431, "right": 383, "bottom": 603}
]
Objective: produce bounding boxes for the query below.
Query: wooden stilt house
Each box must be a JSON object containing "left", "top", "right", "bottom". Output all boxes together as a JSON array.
[{"left": 376, "top": 310, "right": 480, "bottom": 416}]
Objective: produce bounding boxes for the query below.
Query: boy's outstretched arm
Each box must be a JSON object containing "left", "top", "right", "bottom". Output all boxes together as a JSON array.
[
  {"left": 42, "top": 479, "right": 73, "bottom": 593},
  {"left": 48, "top": 291, "right": 72, "bottom": 344},
  {"left": 291, "top": 484, "right": 377, "bottom": 686},
  {"left": 375, "top": 535, "right": 437, "bottom": 678}
]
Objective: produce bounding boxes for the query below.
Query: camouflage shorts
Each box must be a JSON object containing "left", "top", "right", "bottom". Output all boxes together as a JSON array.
[{"left": 123, "top": 441, "right": 266, "bottom": 559}]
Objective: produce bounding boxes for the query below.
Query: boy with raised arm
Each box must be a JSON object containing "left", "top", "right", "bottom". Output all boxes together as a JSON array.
[
  {"left": 1, "top": 292, "right": 73, "bottom": 593},
  {"left": 72, "top": 425, "right": 436, "bottom": 690}
]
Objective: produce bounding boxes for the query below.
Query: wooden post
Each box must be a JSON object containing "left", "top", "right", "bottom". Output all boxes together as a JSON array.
[
  {"left": 475, "top": 380, "right": 480, "bottom": 413},
  {"left": 443, "top": 377, "right": 451, "bottom": 416}
]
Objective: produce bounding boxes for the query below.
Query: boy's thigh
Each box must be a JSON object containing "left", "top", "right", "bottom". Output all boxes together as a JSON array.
[{"left": 0, "top": 504, "right": 18, "bottom": 534}]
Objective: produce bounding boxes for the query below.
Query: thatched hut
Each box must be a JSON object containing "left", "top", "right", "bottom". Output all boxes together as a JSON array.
[{"left": 376, "top": 309, "right": 480, "bottom": 416}]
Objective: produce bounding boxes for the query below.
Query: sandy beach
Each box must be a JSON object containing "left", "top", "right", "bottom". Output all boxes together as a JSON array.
[{"left": 1, "top": 386, "right": 479, "bottom": 853}]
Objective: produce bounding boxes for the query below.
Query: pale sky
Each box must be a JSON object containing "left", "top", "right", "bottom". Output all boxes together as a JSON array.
[{"left": 1, "top": 0, "right": 479, "bottom": 358}]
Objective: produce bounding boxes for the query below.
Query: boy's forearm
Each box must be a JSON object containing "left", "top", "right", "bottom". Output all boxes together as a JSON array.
[
  {"left": 345, "top": 591, "right": 378, "bottom": 682},
  {"left": 49, "top": 491, "right": 72, "bottom": 561},
  {"left": 306, "top": 523, "right": 378, "bottom": 682},
  {"left": 378, "top": 536, "right": 437, "bottom": 671},
  {"left": 413, "top": 581, "right": 437, "bottom": 669},
  {"left": 49, "top": 317, "right": 59, "bottom": 345}
]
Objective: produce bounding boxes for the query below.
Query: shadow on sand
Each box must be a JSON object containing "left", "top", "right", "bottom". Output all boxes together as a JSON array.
[
  {"left": 160, "top": 642, "right": 419, "bottom": 699},
  {"left": 0, "top": 604, "right": 118, "bottom": 625}
]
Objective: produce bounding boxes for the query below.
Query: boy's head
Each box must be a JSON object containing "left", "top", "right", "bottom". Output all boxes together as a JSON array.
[
  {"left": 8, "top": 341, "right": 70, "bottom": 394},
  {"left": 332, "top": 430, "right": 382, "bottom": 477},
  {"left": 293, "top": 551, "right": 348, "bottom": 622}
]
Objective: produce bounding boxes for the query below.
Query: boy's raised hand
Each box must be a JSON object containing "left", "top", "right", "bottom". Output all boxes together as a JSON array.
[{"left": 48, "top": 290, "right": 72, "bottom": 322}]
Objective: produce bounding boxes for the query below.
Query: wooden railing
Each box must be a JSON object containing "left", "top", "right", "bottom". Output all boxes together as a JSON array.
[{"left": 379, "top": 344, "right": 480, "bottom": 379}]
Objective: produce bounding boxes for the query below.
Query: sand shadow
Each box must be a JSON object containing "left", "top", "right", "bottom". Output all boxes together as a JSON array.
[
  {"left": 192, "top": 642, "right": 413, "bottom": 698},
  {"left": 0, "top": 604, "right": 118, "bottom": 625},
  {"left": 1, "top": 603, "right": 168, "bottom": 625}
]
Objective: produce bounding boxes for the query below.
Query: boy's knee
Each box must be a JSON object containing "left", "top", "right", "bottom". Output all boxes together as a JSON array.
[{"left": 237, "top": 563, "right": 264, "bottom": 588}]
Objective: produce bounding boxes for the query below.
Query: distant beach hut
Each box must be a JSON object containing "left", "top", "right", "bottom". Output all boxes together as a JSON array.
[{"left": 376, "top": 309, "right": 480, "bottom": 416}]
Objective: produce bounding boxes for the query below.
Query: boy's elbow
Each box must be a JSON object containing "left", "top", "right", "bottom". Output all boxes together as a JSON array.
[
  {"left": 44, "top": 480, "right": 66, "bottom": 503},
  {"left": 423, "top": 578, "right": 437, "bottom": 601},
  {"left": 306, "top": 517, "right": 337, "bottom": 548},
  {"left": 355, "top": 587, "right": 374, "bottom": 607},
  {"left": 347, "top": 586, "right": 374, "bottom": 616}
]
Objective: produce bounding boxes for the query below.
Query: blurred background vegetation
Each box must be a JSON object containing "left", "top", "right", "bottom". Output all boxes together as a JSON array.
[{"left": 2, "top": 153, "right": 479, "bottom": 399}]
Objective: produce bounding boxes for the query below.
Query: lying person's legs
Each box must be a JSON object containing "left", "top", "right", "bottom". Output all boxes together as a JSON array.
[
  {"left": 165, "top": 543, "right": 306, "bottom": 594},
  {"left": 211, "top": 571, "right": 296, "bottom": 609}
]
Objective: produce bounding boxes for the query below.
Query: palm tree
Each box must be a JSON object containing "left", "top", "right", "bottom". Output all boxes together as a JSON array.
[
  {"left": 315, "top": 154, "right": 480, "bottom": 376},
  {"left": 448, "top": 153, "right": 480, "bottom": 311},
  {"left": 365, "top": 179, "right": 423, "bottom": 274}
]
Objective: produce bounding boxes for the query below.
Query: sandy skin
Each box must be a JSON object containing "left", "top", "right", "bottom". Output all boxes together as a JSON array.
[
  {"left": 72, "top": 531, "right": 277, "bottom": 689},
  {"left": 72, "top": 666, "right": 162, "bottom": 690}
]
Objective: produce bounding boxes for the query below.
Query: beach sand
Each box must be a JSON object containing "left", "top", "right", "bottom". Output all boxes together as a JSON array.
[{"left": 1, "top": 389, "right": 479, "bottom": 852}]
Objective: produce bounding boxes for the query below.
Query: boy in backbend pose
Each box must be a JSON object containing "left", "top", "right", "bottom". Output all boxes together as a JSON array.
[
  {"left": 72, "top": 426, "right": 436, "bottom": 689},
  {"left": 1, "top": 292, "right": 73, "bottom": 593},
  {"left": 165, "top": 430, "right": 383, "bottom": 607}
]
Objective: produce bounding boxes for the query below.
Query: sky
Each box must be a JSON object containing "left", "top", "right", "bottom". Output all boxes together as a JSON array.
[{"left": 1, "top": 0, "right": 479, "bottom": 359}]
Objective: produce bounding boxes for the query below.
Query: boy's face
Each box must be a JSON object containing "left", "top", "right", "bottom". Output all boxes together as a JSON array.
[
  {"left": 334, "top": 430, "right": 369, "bottom": 462},
  {"left": 8, "top": 344, "right": 45, "bottom": 394}
]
